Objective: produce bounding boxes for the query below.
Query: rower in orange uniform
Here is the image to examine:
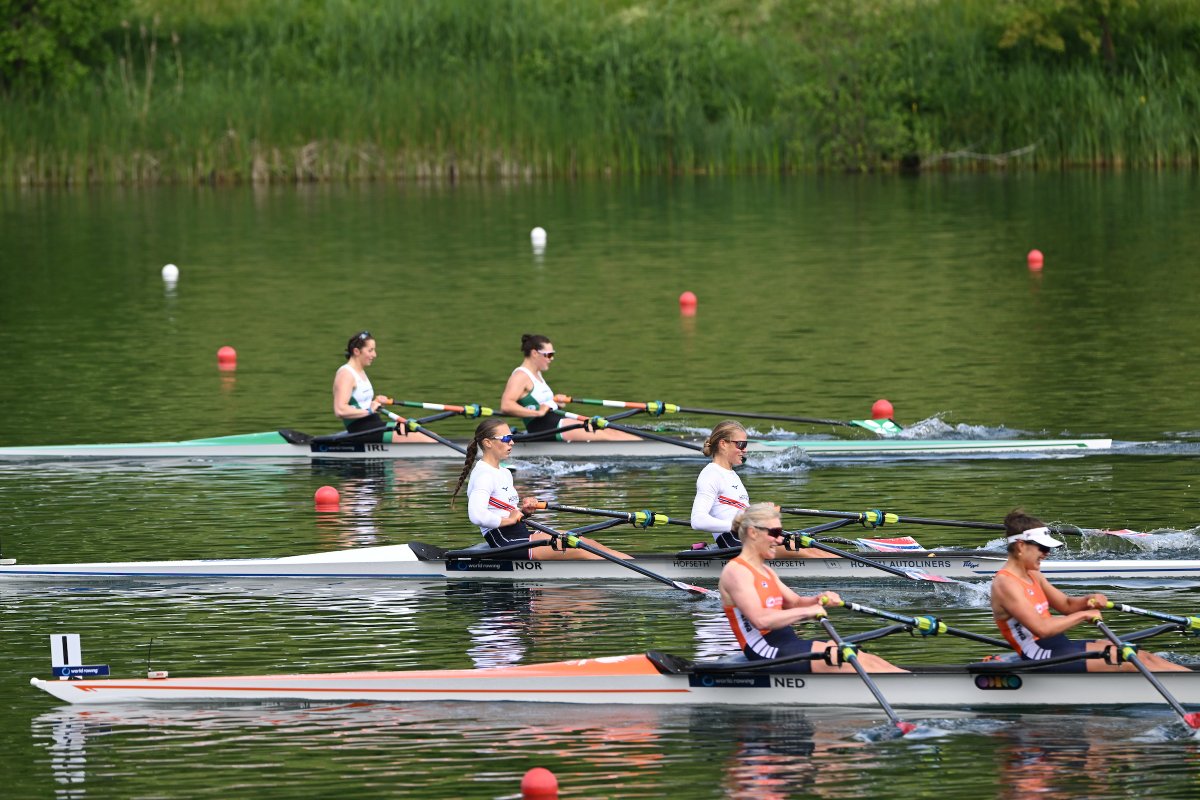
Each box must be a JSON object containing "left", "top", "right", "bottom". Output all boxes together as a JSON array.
[
  {"left": 991, "top": 508, "right": 1189, "bottom": 672},
  {"left": 719, "top": 502, "right": 905, "bottom": 673}
]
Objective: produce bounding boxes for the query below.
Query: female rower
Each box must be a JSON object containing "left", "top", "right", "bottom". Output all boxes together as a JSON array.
[
  {"left": 719, "top": 503, "right": 905, "bottom": 672},
  {"left": 451, "top": 418, "right": 631, "bottom": 560},
  {"left": 499, "top": 333, "right": 640, "bottom": 442},
  {"left": 333, "top": 331, "right": 433, "bottom": 443},
  {"left": 991, "top": 509, "right": 1188, "bottom": 673},
  {"left": 692, "top": 420, "right": 831, "bottom": 557}
]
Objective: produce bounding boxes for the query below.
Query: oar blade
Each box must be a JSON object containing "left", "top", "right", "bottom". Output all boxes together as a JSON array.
[
  {"left": 1185, "top": 712, "right": 1200, "bottom": 730},
  {"left": 850, "top": 418, "right": 904, "bottom": 437},
  {"left": 896, "top": 720, "right": 917, "bottom": 735},
  {"left": 907, "top": 569, "right": 954, "bottom": 583}
]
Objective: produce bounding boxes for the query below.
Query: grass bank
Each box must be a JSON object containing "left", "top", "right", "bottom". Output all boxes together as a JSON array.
[{"left": 3, "top": 0, "right": 1199, "bottom": 184}]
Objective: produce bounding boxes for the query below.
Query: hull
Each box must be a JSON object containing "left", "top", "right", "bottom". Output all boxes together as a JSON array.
[
  {"left": 31, "top": 652, "right": 1200, "bottom": 708},
  {"left": 3, "top": 543, "right": 1198, "bottom": 583},
  {"left": 0, "top": 431, "right": 1113, "bottom": 461}
]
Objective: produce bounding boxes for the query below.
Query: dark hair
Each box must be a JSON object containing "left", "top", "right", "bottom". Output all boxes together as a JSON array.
[
  {"left": 703, "top": 420, "right": 747, "bottom": 458},
  {"left": 521, "top": 333, "right": 551, "bottom": 356},
  {"left": 344, "top": 330, "right": 373, "bottom": 360},
  {"left": 451, "top": 417, "right": 510, "bottom": 504},
  {"left": 1004, "top": 508, "right": 1045, "bottom": 553}
]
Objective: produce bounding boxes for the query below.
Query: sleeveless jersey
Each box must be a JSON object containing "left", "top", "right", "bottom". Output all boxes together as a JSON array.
[
  {"left": 691, "top": 462, "right": 750, "bottom": 540},
  {"left": 513, "top": 366, "right": 558, "bottom": 411},
  {"left": 723, "top": 557, "right": 795, "bottom": 659},
  {"left": 994, "top": 568, "right": 1057, "bottom": 659},
  {"left": 337, "top": 364, "right": 374, "bottom": 412}
]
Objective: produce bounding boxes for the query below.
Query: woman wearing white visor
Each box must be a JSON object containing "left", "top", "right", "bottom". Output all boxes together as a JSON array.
[{"left": 991, "top": 509, "right": 1188, "bottom": 672}]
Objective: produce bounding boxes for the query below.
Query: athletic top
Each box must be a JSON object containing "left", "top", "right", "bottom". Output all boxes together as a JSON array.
[
  {"left": 723, "top": 556, "right": 802, "bottom": 660},
  {"left": 691, "top": 462, "right": 750, "bottom": 539},
  {"left": 337, "top": 364, "right": 374, "bottom": 412},
  {"left": 994, "top": 568, "right": 1061, "bottom": 659},
  {"left": 466, "top": 460, "right": 521, "bottom": 536},
  {"left": 513, "top": 366, "right": 558, "bottom": 411}
]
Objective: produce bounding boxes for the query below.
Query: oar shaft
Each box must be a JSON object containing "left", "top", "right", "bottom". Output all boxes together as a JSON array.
[
  {"left": 377, "top": 409, "right": 467, "bottom": 455},
  {"left": 790, "top": 532, "right": 954, "bottom": 583},
  {"left": 781, "top": 507, "right": 1005, "bottom": 531},
  {"left": 842, "top": 601, "right": 1008, "bottom": 649},
  {"left": 1093, "top": 620, "right": 1197, "bottom": 725},
  {"left": 523, "top": 519, "right": 713, "bottom": 597},
  {"left": 538, "top": 502, "right": 690, "bottom": 528},
  {"left": 556, "top": 395, "right": 883, "bottom": 428},
  {"left": 558, "top": 411, "right": 704, "bottom": 452},
  {"left": 819, "top": 618, "right": 912, "bottom": 733},
  {"left": 390, "top": 400, "right": 495, "bottom": 418},
  {"left": 1105, "top": 602, "right": 1200, "bottom": 632}
]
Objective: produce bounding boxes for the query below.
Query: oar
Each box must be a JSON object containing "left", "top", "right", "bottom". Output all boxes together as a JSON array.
[
  {"left": 375, "top": 408, "right": 467, "bottom": 455},
  {"left": 1098, "top": 601, "right": 1200, "bottom": 633},
  {"left": 818, "top": 617, "right": 916, "bottom": 735},
  {"left": 827, "top": 598, "right": 1009, "bottom": 649},
  {"left": 388, "top": 399, "right": 496, "bottom": 419},
  {"left": 555, "top": 410, "right": 704, "bottom": 452},
  {"left": 778, "top": 507, "right": 1135, "bottom": 539},
  {"left": 1092, "top": 619, "right": 1200, "bottom": 729},
  {"left": 786, "top": 530, "right": 958, "bottom": 584},
  {"left": 554, "top": 394, "right": 902, "bottom": 435},
  {"left": 535, "top": 502, "right": 691, "bottom": 529},
  {"left": 522, "top": 518, "right": 716, "bottom": 598}
]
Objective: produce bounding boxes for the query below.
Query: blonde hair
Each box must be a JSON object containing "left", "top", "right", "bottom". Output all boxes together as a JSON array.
[
  {"left": 731, "top": 502, "right": 780, "bottom": 538},
  {"left": 703, "top": 420, "right": 747, "bottom": 458}
]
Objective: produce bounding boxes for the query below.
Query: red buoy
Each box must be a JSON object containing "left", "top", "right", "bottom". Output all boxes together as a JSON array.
[
  {"left": 871, "top": 398, "right": 894, "bottom": 420},
  {"left": 679, "top": 291, "right": 697, "bottom": 310},
  {"left": 1026, "top": 249, "right": 1044, "bottom": 270},
  {"left": 314, "top": 486, "right": 340, "bottom": 508},
  {"left": 521, "top": 768, "right": 558, "bottom": 799},
  {"left": 217, "top": 346, "right": 237, "bottom": 368}
]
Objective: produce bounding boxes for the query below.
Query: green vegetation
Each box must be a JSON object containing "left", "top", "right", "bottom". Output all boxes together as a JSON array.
[{"left": 2, "top": 0, "right": 1199, "bottom": 184}]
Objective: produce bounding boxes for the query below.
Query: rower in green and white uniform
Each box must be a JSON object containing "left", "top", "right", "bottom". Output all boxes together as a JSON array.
[
  {"left": 333, "top": 331, "right": 436, "bottom": 444},
  {"left": 499, "top": 333, "right": 640, "bottom": 443}
]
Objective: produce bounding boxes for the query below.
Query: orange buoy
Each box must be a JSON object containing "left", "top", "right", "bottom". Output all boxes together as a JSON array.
[
  {"left": 217, "top": 346, "right": 237, "bottom": 367},
  {"left": 314, "top": 486, "right": 340, "bottom": 509},
  {"left": 871, "top": 399, "right": 894, "bottom": 420},
  {"left": 521, "top": 767, "right": 558, "bottom": 799},
  {"left": 1026, "top": 249, "right": 1044, "bottom": 270}
]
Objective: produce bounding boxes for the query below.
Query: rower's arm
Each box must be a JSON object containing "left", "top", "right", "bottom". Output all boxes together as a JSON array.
[
  {"left": 722, "top": 565, "right": 825, "bottom": 630},
  {"left": 1043, "top": 579, "right": 1108, "bottom": 616},
  {"left": 332, "top": 370, "right": 376, "bottom": 420},
  {"left": 993, "top": 575, "right": 1099, "bottom": 639},
  {"left": 500, "top": 373, "right": 541, "bottom": 418}
]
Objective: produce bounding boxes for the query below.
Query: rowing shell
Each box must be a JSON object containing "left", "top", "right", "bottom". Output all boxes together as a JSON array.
[
  {"left": 0, "top": 430, "right": 1113, "bottom": 461},
  {"left": 30, "top": 651, "right": 1200, "bottom": 707},
  {"left": 4, "top": 542, "right": 1198, "bottom": 583}
]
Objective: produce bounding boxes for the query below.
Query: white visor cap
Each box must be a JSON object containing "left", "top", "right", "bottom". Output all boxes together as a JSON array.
[{"left": 1007, "top": 526, "right": 1064, "bottom": 548}]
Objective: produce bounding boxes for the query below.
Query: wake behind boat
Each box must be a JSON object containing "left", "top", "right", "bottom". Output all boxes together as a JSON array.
[
  {"left": 0, "top": 428, "right": 1114, "bottom": 462},
  {"left": 31, "top": 649, "right": 1200, "bottom": 708},
  {"left": 4, "top": 541, "right": 1199, "bottom": 583}
]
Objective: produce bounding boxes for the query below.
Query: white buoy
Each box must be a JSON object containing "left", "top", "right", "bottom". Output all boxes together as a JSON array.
[
  {"left": 530, "top": 227, "right": 547, "bottom": 248},
  {"left": 161, "top": 264, "right": 179, "bottom": 282}
]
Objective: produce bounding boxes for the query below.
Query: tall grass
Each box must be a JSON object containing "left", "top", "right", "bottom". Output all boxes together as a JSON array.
[{"left": 2, "top": 0, "right": 1198, "bottom": 184}]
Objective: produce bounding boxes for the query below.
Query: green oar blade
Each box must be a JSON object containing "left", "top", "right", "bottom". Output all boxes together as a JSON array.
[{"left": 850, "top": 418, "right": 904, "bottom": 437}]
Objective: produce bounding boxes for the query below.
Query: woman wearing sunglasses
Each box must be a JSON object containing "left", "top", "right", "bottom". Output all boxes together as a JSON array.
[
  {"left": 720, "top": 503, "right": 904, "bottom": 672},
  {"left": 451, "top": 418, "right": 631, "bottom": 560},
  {"left": 334, "top": 331, "right": 433, "bottom": 443},
  {"left": 499, "top": 333, "right": 640, "bottom": 443},
  {"left": 692, "top": 421, "right": 831, "bottom": 557},
  {"left": 992, "top": 509, "right": 1188, "bottom": 673}
]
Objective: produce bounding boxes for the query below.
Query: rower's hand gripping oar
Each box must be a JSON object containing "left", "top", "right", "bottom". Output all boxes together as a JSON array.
[
  {"left": 375, "top": 407, "right": 467, "bottom": 455},
  {"left": 556, "top": 410, "right": 704, "bottom": 452},
  {"left": 817, "top": 615, "right": 916, "bottom": 735},
  {"left": 824, "top": 597, "right": 1009, "bottom": 649},
  {"left": 535, "top": 502, "right": 691, "bottom": 529},
  {"left": 554, "top": 394, "right": 903, "bottom": 436},
  {"left": 521, "top": 518, "right": 716, "bottom": 598},
  {"left": 1091, "top": 618, "right": 1200, "bottom": 730}
]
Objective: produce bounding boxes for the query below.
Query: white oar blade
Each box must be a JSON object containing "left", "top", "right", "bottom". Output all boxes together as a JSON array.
[{"left": 857, "top": 536, "right": 925, "bottom": 552}]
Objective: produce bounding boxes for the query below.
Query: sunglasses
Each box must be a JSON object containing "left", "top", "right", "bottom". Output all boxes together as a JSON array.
[
  {"left": 753, "top": 526, "right": 785, "bottom": 539},
  {"left": 728, "top": 440, "right": 749, "bottom": 451},
  {"left": 355, "top": 330, "right": 371, "bottom": 341},
  {"left": 538, "top": 351, "right": 556, "bottom": 359},
  {"left": 490, "top": 434, "right": 514, "bottom": 443}
]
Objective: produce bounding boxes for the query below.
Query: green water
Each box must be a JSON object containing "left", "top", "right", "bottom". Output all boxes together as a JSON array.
[{"left": 3, "top": 175, "right": 1200, "bottom": 798}]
